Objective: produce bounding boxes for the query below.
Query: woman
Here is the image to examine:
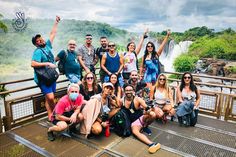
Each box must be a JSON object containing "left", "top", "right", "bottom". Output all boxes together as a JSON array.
[
  {"left": 79, "top": 72, "right": 102, "bottom": 101},
  {"left": 140, "top": 30, "right": 170, "bottom": 88},
  {"left": 122, "top": 29, "right": 148, "bottom": 82},
  {"left": 109, "top": 73, "right": 122, "bottom": 102},
  {"left": 80, "top": 82, "right": 119, "bottom": 137},
  {"left": 176, "top": 72, "right": 200, "bottom": 126},
  {"left": 150, "top": 74, "right": 175, "bottom": 121}
]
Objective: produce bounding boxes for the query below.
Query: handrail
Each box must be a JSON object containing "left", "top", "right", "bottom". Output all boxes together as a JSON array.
[
  {"left": 0, "top": 78, "right": 69, "bottom": 95},
  {"left": 165, "top": 71, "right": 236, "bottom": 82},
  {"left": 168, "top": 78, "right": 236, "bottom": 90}
]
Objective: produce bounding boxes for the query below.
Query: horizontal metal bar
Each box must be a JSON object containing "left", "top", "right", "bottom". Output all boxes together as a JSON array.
[{"left": 6, "top": 131, "right": 55, "bottom": 157}]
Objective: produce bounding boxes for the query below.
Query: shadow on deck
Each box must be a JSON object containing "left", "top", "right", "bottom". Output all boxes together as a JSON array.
[{"left": 0, "top": 114, "right": 235, "bottom": 157}]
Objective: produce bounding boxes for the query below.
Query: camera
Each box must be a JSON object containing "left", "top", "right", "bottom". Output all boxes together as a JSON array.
[{"left": 101, "top": 113, "right": 109, "bottom": 122}]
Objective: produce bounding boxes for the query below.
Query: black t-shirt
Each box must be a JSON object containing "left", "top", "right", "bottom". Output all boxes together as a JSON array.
[
  {"left": 79, "top": 84, "right": 102, "bottom": 100},
  {"left": 96, "top": 47, "right": 108, "bottom": 63}
]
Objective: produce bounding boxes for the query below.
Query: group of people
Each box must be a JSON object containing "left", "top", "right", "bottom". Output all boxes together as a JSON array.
[{"left": 31, "top": 16, "right": 201, "bottom": 154}]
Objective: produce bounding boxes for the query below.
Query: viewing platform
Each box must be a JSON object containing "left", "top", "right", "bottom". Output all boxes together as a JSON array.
[{"left": 0, "top": 71, "right": 235, "bottom": 157}]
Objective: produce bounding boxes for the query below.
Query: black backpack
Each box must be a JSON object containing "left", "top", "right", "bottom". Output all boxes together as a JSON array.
[
  {"left": 111, "top": 108, "right": 131, "bottom": 137},
  {"left": 58, "top": 50, "right": 68, "bottom": 74}
]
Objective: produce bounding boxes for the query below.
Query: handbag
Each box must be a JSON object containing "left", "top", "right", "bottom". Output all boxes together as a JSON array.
[
  {"left": 35, "top": 66, "right": 59, "bottom": 86},
  {"left": 35, "top": 49, "right": 59, "bottom": 86}
]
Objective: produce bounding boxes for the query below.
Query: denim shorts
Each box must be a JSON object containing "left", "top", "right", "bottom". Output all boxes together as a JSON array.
[
  {"left": 39, "top": 82, "right": 56, "bottom": 95},
  {"left": 67, "top": 74, "right": 81, "bottom": 83}
]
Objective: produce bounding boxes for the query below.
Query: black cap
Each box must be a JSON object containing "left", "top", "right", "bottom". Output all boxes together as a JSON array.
[{"left": 32, "top": 34, "right": 41, "bottom": 45}]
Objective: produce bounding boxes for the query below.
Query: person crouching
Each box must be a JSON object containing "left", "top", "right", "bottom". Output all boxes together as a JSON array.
[{"left": 47, "top": 83, "right": 85, "bottom": 141}]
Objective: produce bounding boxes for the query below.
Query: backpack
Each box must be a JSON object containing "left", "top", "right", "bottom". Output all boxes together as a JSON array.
[
  {"left": 124, "top": 51, "right": 138, "bottom": 70},
  {"left": 111, "top": 108, "right": 131, "bottom": 137},
  {"left": 58, "top": 50, "right": 68, "bottom": 74}
]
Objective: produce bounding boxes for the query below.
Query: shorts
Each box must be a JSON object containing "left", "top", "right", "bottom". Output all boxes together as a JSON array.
[
  {"left": 122, "top": 72, "right": 131, "bottom": 80},
  {"left": 39, "top": 82, "right": 56, "bottom": 95},
  {"left": 67, "top": 73, "right": 81, "bottom": 83},
  {"left": 131, "top": 115, "right": 144, "bottom": 127},
  {"left": 52, "top": 110, "right": 74, "bottom": 125}
]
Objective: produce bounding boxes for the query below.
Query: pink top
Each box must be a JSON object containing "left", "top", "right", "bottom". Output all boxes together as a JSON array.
[{"left": 51, "top": 94, "right": 84, "bottom": 120}]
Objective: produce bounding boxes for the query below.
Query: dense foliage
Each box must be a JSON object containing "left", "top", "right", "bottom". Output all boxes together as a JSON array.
[{"left": 173, "top": 54, "right": 199, "bottom": 72}]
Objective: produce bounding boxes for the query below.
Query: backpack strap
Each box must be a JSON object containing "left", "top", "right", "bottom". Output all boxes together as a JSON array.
[{"left": 39, "top": 48, "right": 54, "bottom": 63}]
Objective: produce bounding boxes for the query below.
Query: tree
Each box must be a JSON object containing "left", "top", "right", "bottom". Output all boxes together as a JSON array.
[{"left": 0, "top": 13, "right": 8, "bottom": 33}]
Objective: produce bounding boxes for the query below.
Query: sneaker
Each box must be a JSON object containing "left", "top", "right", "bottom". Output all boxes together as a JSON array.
[
  {"left": 47, "top": 131, "right": 55, "bottom": 141},
  {"left": 148, "top": 143, "right": 161, "bottom": 154},
  {"left": 143, "top": 127, "right": 152, "bottom": 136}
]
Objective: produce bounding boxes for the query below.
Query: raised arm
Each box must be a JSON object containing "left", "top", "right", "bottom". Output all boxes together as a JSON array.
[
  {"left": 135, "top": 28, "right": 148, "bottom": 55},
  {"left": 156, "top": 30, "right": 170, "bottom": 56},
  {"left": 139, "top": 56, "right": 145, "bottom": 78},
  {"left": 49, "top": 16, "right": 60, "bottom": 44}
]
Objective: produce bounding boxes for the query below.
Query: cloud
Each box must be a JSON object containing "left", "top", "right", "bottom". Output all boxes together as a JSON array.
[{"left": 0, "top": 0, "right": 235, "bottom": 32}]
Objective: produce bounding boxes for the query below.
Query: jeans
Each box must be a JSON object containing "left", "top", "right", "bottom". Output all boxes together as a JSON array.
[{"left": 67, "top": 74, "right": 81, "bottom": 83}]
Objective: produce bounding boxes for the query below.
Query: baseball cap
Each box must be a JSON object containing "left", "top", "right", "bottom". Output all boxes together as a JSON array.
[
  {"left": 32, "top": 34, "right": 41, "bottom": 45},
  {"left": 102, "top": 82, "right": 114, "bottom": 89}
]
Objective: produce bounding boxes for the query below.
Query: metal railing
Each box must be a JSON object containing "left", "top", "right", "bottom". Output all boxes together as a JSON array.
[{"left": 0, "top": 71, "right": 236, "bottom": 133}]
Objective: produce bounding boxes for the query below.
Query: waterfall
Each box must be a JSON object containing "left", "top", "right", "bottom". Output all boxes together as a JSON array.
[
  {"left": 160, "top": 40, "right": 193, "bottom": 72},
  {"left": 137, "top": 38, "right": 192, "bottom": 72}
]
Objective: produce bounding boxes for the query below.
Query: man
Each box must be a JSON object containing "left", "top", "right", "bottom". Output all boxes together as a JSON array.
[
  {"left": 47, "top": 83, "right": 84, "bottom": 141},
  {"left": 78, "top": 34, "right": 96, "bottom": 75},
  {"left": 128, "top": 70, "right": 147, "bottom": 94},
  {"left": 31, "top": 16, "right": 60, "bottom": 120},
  {"left": 55, "top": 39, "right": 81, "bottom": 84},
  {"left": 120, "top": 84, "right": 161, "bottom": 154},
  {"left": 101, "top": 42, "right": 124, "bottom": 87},
  {"left": 95, "top": 36, "right": 108, "bottom": 83}
]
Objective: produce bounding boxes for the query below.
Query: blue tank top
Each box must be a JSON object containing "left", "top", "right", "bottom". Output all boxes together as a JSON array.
[{"left": 105, "top": 52, "right": 120, "bottom": 73}]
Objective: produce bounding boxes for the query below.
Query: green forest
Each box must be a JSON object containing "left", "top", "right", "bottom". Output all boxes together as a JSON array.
[{"left": 0, "top": 17, "right": 236, "bottom": 80}]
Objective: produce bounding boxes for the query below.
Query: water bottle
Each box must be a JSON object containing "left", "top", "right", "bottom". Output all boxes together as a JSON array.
[{"left": 105, "top": 121, "right": 110, "bottom": 137}]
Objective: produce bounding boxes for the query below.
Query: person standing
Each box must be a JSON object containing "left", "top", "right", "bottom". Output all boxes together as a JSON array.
[
  {"left": 122, "top": 29, "right": 148, "bottom": 82},
  {"left": 31, "top": 16, "right": 60, "bottom": 120},
  {"left": 55, "top": 39, "right": 82, "bottom": 84},
  {"left": 101, "top": 42, "right": 124, "bottom": 87},
  {"left": 95, "top": 36, "right": 108, "bottom": 83},
  {"left": 78, "top": 34, "right": 96, "bottom": 75},
  {"left": 140, "top": 30, "right": 170, "bottom": 89}
]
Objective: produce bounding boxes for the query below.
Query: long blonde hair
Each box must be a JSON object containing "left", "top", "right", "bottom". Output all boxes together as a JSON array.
[{"left": 154, "top": 73, "right": 170, "bottom": 98}]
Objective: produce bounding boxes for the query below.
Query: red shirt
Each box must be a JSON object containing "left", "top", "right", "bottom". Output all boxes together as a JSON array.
[{"left": 51, "top": 94, "right": 84, "bottom": 120}]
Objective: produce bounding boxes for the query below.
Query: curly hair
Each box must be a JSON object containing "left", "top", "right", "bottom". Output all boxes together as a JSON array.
[{"left": 82, "top": 72, "right": 99, "bottom": 95}]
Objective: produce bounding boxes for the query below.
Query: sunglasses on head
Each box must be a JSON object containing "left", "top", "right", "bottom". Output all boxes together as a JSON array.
[
  {"left": 86, "top": 77, "right": 94, "bottom": 80},
  {"left": 108, "top": 44, "right": 115, "bottom": 47},
  {"left": 184, "top": 76, "right": 191, "bottom": 79}
]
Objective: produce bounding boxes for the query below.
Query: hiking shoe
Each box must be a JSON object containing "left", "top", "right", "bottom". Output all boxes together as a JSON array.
[
  {"left": 143, "top": 127, "right": 152, "bottom": 136},
  {"left": 148, "top": 143, "right": 161, "bottom": 154},
  {"left": 47, "top": 131, "right": 55, "bottom": 141}
]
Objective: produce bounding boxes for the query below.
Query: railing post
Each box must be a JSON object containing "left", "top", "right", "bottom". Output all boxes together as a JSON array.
[
  {"left": 0, "top": 109, "right": 2, "bottom": 133},
  {"left": 2, "top": 116, "right": 11, "bottom": 131}
]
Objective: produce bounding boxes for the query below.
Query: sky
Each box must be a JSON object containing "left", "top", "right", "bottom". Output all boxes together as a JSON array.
[{"left": 0, "top": 0, "right": 236, "bottom": 32}]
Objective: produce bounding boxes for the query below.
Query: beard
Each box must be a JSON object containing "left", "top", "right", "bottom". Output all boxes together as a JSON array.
[
  {"left": 38, "top": 43, "right": 46, "bottom": 48},
  {"left": 125, "top": 93, "right": 133, "bottom": 98}
]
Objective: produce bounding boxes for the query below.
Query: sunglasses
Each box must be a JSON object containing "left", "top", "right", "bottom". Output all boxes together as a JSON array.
[
  {"left": 108, "top": 44, "right": 115, "bottom": 47},
  {"left": 159, "top": 78, "right": 166, "bottom": 81},
  {"left": 184, "top": 76, "right": 191, "bottom": 79},
  {"left": 86, "top": 38, "right": 92, "bottom": 40},
  {"left": 86, "top": 77, "right": 94, "bottom": 80},
  {"left": 147, "top": 45, "right": 153, "bottom": 48},
  {"left": 69, "top": 43, "right": 76, "bottom": 46}
]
